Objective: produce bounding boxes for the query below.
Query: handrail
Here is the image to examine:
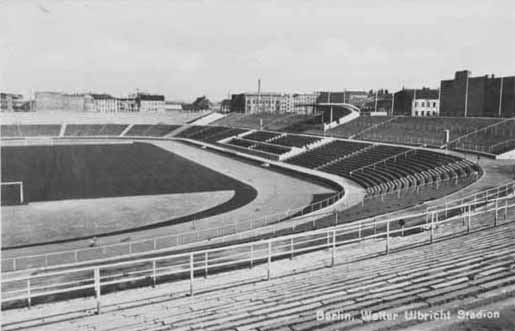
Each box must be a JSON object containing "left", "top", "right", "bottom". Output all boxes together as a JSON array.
[{"left": 2, "top": 194, "right": 513, "bottom": 313}]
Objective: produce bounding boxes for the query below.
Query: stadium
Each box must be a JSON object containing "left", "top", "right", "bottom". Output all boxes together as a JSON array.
[{"left": 1, "top": 108, "right": 514, "bottom": 331}]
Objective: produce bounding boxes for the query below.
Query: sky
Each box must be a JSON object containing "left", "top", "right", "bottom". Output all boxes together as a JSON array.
[{"left": 1, "top": 0, "right": 514, "bottom": 101}]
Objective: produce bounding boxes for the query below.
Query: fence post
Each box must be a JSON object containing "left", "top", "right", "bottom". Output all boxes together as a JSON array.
[
  {"left": 331, "top": 230, "right": 336, "bottom": 267},
  {"left": 152, "top": 260, "right": 156, "bottom": 287},
  {"left": 430, "top": 212, "right": 434, "bottom": 243},
  {"left": 326, "top": 232, "right": 331, "bottom": 250},
  {"left": 335, "top": 211, "right": 338, "bottom": 226},
  {"left": 27, "top": 278, "right": 31, "bottom": 308},
  {"left": 467, "top": 205, "right": 472, "bottom": 233},
  {"left": 267, "top": 241, "right": 272, "bottom": 280},
  {"left": 204, "top": 252, "right": 208, "bottom": 278},
  {"left": 189, "top": 253, "right": 194, "bottom": 296},
  {"left": 94, "top": 267, "right": 101, "bottom": 314},
  {"left": 290, "top": 238, "right": 294, "bottom": 260},
  {"left": 385, "top": 220, "right": 390, "bottom": 254},
  {"left": 250, "top": 245, "right": 254, "bottom": 269},
  {"left": 358, "top": 221, "right": 362, "bottom": 241},
  {"left": 494, "top": 199, "right": 498, "bottom": 227}
]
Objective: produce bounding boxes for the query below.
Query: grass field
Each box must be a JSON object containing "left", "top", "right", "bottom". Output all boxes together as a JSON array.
[
  {"left": 1, "top": 142, "right": 248, "bottom": 203},
  {"left": 1, "top": 142, "right": 258, "bottom": 247}
]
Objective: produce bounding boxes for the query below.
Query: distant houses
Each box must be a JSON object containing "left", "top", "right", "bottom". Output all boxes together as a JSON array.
[{"left": 32, "top": 91, "right": 166, "bottom": 112}]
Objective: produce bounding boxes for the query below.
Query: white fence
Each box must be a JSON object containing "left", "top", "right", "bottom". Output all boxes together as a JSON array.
[{"left": 2, "top": 192, "right": 514, "bottom": 313}]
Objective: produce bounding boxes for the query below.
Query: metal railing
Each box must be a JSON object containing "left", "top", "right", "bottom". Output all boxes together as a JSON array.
[
  {"left": 2, "top": 194, "right": 514, "bottom": 313},
  {"left": 427, "top": 181, "right": 515, "bottom": 213},
  {"left": 2, "top": 190, "right": 344, "bottom": 273}
]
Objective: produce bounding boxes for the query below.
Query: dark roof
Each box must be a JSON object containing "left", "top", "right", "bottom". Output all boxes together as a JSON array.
[
  {"left": 395, "top": 88, "right": 439, "bottom": 100},
  {"left": 137, "top": 94, "right": 165, "bottom": 101},
  {"left": 413, "top": 88, "right": 439, "bottom": 99},
  {"left": 89, "top": 93, "right": 114, "bottom": 100}
]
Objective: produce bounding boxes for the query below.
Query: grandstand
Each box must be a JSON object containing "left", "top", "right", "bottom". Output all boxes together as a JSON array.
[
  {"left": 358, "top": 117, "right": 501, "bottom": 147},
  {"left": 1, "top": 124, "right": 62, "bottom": 137},
  {"left": 124, "top": 124, "right": 180, "bottom": 137},
  {"left": 211, "top": 112, "right": 317, "bottom": 131},
  {"left": 324, "top": 115, "right": 395, "bottom": 138},
  {"left": 268, "top": 134, "right": 321, "bottom": 148},
  {"left": 450, "top": 118, "right": 515, "bottom": 154},
  {"left": 241, "top": 130, "right": 281, "bottom": 142},
  {"left": 225, "top": 137, "right": 292, "bottom": 157},
  {"left": 175, "top": 125, "right": 247, "bottom": 143},
  {"left": 288, "top": 141, "right": 480, "bottom": 195}
]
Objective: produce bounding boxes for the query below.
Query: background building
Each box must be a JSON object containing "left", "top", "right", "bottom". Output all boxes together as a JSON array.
[
  {"left": 117, "top": 98, "right": 138, "bottom": 112},
  {"left": 135, "top": 93, "right": 165, "bottom": 112},
  {"left": 393, "top": 88, "right": 439, "bottom": 116},
  {"left": 230, "top": 93, "right": 283, "bottom": 114},
  {"left": 87, "top": 94, "right": 117, "bottom": 112},
  {"left": 292, "top": 93, "right": 318, "bottom": 114},
  {"left": 360, "top": 90, "right": 393, "bottom": 114},
  {"left": 1, "top": 93, "right": 32, "bottom": 112},
  {"left": 230, "top": 92, "right": 318, "bottom": 114},
  {"left": 220, "top": 99, "right": 231, "bottom": 113},
  {"left": 35, "top": 92, "right": 85, "bottom": 111},
  {"left": 440, "top": 70, "right": 515, "bottom": 118},
  {"left": 165, "top": 101, "right": 183, "bottom": 111}
]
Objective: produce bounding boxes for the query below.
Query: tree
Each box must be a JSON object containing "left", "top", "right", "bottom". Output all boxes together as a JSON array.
[{"left": 192, "top": 96, "right": 212, "bottom": 111}]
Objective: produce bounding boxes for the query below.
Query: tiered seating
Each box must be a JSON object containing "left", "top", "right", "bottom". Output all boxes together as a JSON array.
[
  {"left": 226, "top": 138, "right": 292, "bottom": 156},
  {"left": 269, "top": 134, "right": 321, "bottom": 148},
  {"left": 451, "top": 119, "right": 515, "bottom": 154},
  {"left": 226, "top": 138, "right": 255, "bottom": 148},
  {"left": 287, "top": 138, "right": 478, "bottom": 195},
  {"left": 199, "top": 127, "right": 247, "bottom": 143},
  {"left": 124, "top": 124, "right": 179, "bottom": 137},
  {"left": 178, "top": 126, "right": 247, "bottom": 143},
  {"left": 355, "top": 117, "right": 501, "bottom": 147},
  {"left": 17, "top": 124, "right": 61, "bottom": 137},
  {"left": 1, "top": 124, "right": 61, "bottom": 137},
  {"left": 326, "top": 115, "right": 394, "bottom": 138},
  {"left": 142, "top": 124, "right": 180, "bottom": 137},
  {"left": 287, "top": 140, "right": 371, "bottom": 169},
  {"left": 174, "top": 125, "right": 207, "bottom": 138},
  {"left": 0, "top": 125, "right": 21, "bottom": 137},
  {"left": 322, "top": 145, "right": 408, "bottom": 174},
  {"left": 252, "top": 143, "right": 291, "bottom": 155},
  {"left": 328, "top": 149, "right": 477, "bottom": 194},
  {"left": 13, "top": 222, "right": 515, "bottom": 331},
  {"left": 242, "top": 130, "right": 281, "bottom": 142},
  {"left": 96, "top": 124, "right": 128, "bottom": 136},
  {"left": 64, "top": 124, "right": 105, "bottom": 136},
  {"left": 60, "top": 124, "right": 128, "bottom": 137},
  {"left": 212, "top": 113, "right": 317, "bottom": 131}
]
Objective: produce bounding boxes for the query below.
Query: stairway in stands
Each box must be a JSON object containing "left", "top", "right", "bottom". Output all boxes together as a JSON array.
[{"left": 5, "top": 221, "right": 515, "bottom": 331}]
